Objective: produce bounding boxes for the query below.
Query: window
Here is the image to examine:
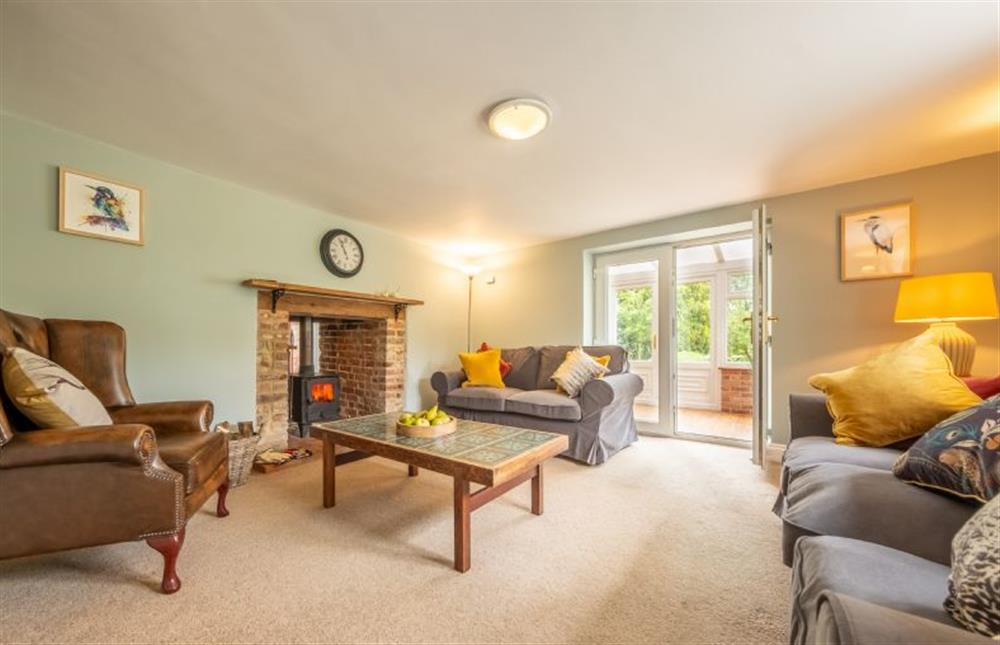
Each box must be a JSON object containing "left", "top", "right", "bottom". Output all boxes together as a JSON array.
[
  {"left": 615, "top": 285, "right": 653, "bottom": 361},
  {"left": 677, "top": 280, "right": 711, "bottom": 362},
  {"left": 726, "top": 271, "right": 751, "bottom": 364}
]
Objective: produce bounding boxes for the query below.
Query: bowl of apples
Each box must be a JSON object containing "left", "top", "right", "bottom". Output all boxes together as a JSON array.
[{"left": 396, "top": 405, "right": 457, "bottom": 438}]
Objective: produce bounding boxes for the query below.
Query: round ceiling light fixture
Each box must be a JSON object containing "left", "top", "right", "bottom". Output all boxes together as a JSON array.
[{"left": 487, "top": 98, "right": 551, "bottom": 140}]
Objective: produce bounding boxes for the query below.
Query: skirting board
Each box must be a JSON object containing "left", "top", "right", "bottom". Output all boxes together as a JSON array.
[{"left": 765, "top": 442, "right": 785, "bottom": 466}]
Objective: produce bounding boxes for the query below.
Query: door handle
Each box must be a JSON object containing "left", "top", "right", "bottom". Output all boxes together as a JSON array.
[
  {"left": 652, "top": 334, "right": 657, "bottom": 351},
  {"left": 743, "top": 315, "right": 779, "bottom": 323}
]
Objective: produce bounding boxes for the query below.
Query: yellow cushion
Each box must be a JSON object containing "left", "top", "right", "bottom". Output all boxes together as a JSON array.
[
  {"left": 808, "top": 336, "right": 982, "bottom": 447},
  {"left": 459, "top": 348, "right": 505, "bottom": 388}
]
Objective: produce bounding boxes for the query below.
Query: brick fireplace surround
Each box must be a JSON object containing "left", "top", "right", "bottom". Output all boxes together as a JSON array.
[{"left": 248, "top": 281, "right": 419, "bottom": 452}]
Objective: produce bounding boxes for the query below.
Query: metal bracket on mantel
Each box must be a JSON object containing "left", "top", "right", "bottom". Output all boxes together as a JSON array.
[{"left": 270, "top": 289, "right": 287, "bottom": 313}]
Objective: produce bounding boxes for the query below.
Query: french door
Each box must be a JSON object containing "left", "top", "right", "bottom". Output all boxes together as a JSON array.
[
  {"left": 594, "top": 247, "right": 668, "bottom": 427},
  {"left": 592, "top": 213, "right": 773, "bottom": 459},
  {"left": 751, "top": 205, "right": 774, "bottom": 465}
]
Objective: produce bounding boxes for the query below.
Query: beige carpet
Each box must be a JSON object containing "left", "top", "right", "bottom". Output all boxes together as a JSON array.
[{"left": 0, "top": 437, "right": 789, "bottom": 644}]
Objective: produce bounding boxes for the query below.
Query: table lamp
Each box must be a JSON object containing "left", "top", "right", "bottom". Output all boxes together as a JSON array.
[{"left": 894, "top": 272, "right": 999, "bottom": 376}]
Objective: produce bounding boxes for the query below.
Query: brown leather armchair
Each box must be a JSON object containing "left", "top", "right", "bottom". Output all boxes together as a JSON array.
[{"left": 0, "top": 309, "right": 230, "bottom": 593}]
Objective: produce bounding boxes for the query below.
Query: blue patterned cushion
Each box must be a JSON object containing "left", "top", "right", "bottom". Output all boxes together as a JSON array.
[{"left": 892, "top": 395, "right": 1000, "bottom": 503}]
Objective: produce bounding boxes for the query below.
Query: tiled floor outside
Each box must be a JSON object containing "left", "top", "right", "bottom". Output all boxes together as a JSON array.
[{"left": 635, "top": 404, "right": 752, "bottom": 442}]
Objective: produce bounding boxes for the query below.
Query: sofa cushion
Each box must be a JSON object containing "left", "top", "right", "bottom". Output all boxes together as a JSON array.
[
  {"left": 499, "top": 347, "right": 540, "bottom": 391},
  {"left": 790, "top": 535, "right": 954, "bottom": 645},
  {"left": 446, "top": 387, "right": 523, "bottom": 412},
  {"left": 946, "top": 495, "right": 1000, "bottom": 638},
  {"left": 781, "top": 436, "right": 902, "bottom": 494},
  {"left": 157, "top": 431, "right": 228, "bottom": 495},
  {"left": 893, "top": 395, "right": 1000, "bottom": 503},
  {"left": 551, "top": 348, "right": 609, "bottom": 397},
  {"left": 458, "top": 348, "right": 505, "bottom": 388},
  {"left": 537, "top": 345, "right": 627, "bottom": 389},
  {"left": 807, "top": 336, "right": 982, "bottom": 447},
  {"left": 782, "top": 462, "right": 975, "bottom": 565},
  {"left": 506, "top": 390, "right": 582, "bottom": 421},
  {"left": 2, "top": 347, "right": 113, "bottom": 429}
]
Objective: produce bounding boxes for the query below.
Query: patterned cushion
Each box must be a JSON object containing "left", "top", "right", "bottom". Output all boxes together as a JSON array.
[
  {"left": 893, "top": 395, "right": 999, "bottom": 503},
  {"left": 550, "top": 347, "right": 608, "bottom": 397},
  {"left": 945, "top": 495, "right": 1000, "bottom": 638},
  {"left": 1, "top": 347, "right": 112, "bottom": 428}
]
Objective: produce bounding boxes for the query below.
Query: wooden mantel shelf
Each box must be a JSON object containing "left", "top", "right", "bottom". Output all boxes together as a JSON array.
[{"left": 243, "top": 279, "right": 424, "bottom": 316}]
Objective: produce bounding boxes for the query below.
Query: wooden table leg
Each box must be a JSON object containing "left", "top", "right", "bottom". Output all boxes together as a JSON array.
[
  {"left": 408, "top": 464, "right": 419, "bottom": 477},
  {"left": 323, "top": 436, "right": 336, "bottom": 508},
  {"left": 531, "top": 464, "right": 543, "bottom": 516},
  {"left": 454, "top": 477, "right": 471, "bottom": 572}
]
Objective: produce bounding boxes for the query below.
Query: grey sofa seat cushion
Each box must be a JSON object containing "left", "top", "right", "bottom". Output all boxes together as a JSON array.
[
  {"left": 536, "top": 345, "right": 627, "bottom": 389},
  {"left": 780, "top": 462, "right": 976, "bottom": 566},
  {"left": 780, "top": 436, "right": 902, "bottom": 494},
  {"left": 499, "top": 347, "right": 540, "bottom": 391},
  {"left": 445, "top": 387, "right": 523, "bottom": 412},
  {"left": 814, "top": 592, "right": 992, "bottom": 645},
  {"left": 506, "top": 390, "right": 582, "bottom": 421},
  {"left": 790, "top": 536, "right": 954, "bottom": 645}
]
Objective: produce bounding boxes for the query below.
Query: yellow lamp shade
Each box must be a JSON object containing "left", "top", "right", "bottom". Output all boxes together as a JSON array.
[{"left": 894, "top": 272, "right": 999, "bottom": 323}]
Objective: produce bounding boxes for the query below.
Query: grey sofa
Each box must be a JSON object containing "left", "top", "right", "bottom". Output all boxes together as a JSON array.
[
  {"left": 777, "top": 393, "right": 988, "bottom": 644},
  {"left": 431, "top": 345, "right": 642, "bottom": 465}
]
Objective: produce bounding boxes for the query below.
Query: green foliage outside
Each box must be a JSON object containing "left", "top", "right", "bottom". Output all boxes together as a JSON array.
[
  {"left": 613, "top": 272, "right": 752, "bottom": 365},
  {"left": 677, "top": 281, "right": 710, "bottom": 362},
  {"left": 727, "top": 298, "right": 752, "bottom": 363},
  {"left": 615, "top": 286, "right": 653, "bottom": 360}
]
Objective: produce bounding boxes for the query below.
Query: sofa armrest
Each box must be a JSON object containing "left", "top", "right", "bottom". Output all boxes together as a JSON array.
[
  {"left": 580, "top": 372, "right": 643, "bottom": 418},
  {"left": 431, "top": 371, "right": 464, "bottom": 398},
  {"left": 108, "top": 400, "right": 213, "bottom": 435},
  {"left": 789, "top": 393, "right": 834, "bottom": 442},
  {"left": 0, "top": 424, "right": 156, "bottom": 469},
  {"left": 815, "top": 592, "right": 991, "bottom": 645}
]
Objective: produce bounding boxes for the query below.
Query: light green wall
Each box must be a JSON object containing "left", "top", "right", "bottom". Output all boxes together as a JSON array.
[
  {"left": 474, "top": 153, "right": 1000, "bottom": 444},
  {"left": 0, "top": 112, "right": 468, "bottom": 423}
]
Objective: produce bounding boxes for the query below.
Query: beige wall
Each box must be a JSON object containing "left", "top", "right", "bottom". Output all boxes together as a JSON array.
[{"left": 473, "top": 153, "right": 1000, "bottom": 444}]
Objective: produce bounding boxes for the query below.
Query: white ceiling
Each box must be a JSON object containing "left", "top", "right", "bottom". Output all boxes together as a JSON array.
[{"left": 2, "top": 2, "right": 997, "bottom": 254}]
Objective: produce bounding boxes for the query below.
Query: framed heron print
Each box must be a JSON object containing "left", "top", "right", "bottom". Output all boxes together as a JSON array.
[
  {"left": 840, "top": 202, "right": 912, "bottom": 281},
  {"left": 58, "top": 167, "right": 145, "bottom": 245}
]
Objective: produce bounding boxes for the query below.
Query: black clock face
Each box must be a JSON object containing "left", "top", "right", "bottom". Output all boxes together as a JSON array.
[{"left": 320, "top": 229, "right": 364, "bottom": 277}]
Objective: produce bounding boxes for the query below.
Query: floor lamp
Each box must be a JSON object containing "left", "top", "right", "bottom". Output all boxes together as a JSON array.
[{"left": 461, "top": 264, "right": 482, "bottom": 351}]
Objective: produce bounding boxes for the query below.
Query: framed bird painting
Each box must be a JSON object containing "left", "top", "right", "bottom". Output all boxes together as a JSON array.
[
  {"left": 58, "top": 167, "right": 144, "bottom": 245},
  {"left": 840, "top": 202, "right": 912, "bottom": 281}
]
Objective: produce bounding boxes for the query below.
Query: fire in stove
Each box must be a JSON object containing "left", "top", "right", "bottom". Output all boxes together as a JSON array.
[{"left": 311, "top": 381, "right": 335, "bottom": 403}]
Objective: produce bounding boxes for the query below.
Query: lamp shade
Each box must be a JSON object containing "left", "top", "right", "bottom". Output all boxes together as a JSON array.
[{"left": 894, "top": 272, "right": 999, "bottom": 323}]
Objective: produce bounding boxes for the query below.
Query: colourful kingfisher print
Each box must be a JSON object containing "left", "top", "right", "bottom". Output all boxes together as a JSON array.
[{"left": 81, "top": 184, "right": 130, "bottom": 232}]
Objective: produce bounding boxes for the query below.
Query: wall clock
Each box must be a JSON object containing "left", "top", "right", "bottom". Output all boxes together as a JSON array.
[{"left": 320, "top": 229, "right": 364, "bottom": 278}]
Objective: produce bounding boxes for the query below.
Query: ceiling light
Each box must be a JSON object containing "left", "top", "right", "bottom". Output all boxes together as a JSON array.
[{"left": 487, "top": 98, "right": 551, "bottom": 140}]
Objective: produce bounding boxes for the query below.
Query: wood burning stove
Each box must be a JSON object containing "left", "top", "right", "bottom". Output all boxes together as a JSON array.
[{"left": 289, "top": 315, "right": 340, "bottom": 437}]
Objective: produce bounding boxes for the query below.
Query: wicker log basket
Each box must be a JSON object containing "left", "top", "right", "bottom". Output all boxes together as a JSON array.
[{"left": 216, "top": 421, "right": 259, "bottom": 487}]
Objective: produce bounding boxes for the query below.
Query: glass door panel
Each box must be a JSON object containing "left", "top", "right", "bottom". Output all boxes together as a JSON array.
[{"left": 595, "top": 254, "right": 660, "bottom": 424}]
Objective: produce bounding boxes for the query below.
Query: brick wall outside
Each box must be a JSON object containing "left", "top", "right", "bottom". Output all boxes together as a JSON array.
[{"left": 720, "top": 366, "right": 752, "bottom": 414}]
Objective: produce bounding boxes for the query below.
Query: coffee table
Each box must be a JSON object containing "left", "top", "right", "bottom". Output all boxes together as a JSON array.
[{"left": 311, "top": 413, "right": 569, "bottom": 572}]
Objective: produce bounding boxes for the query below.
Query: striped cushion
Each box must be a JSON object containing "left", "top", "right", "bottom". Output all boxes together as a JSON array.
[{"left": 551, "top": 347, "right": 609, "bottom": 397}]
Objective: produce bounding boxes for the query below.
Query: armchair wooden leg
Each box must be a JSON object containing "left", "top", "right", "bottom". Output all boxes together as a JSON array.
[
  {"left": 147, "top": 528, "right": 185, "bottom": 594},
  {"left": 216, "top": 478, "right": 231, "bottom": 518}
]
